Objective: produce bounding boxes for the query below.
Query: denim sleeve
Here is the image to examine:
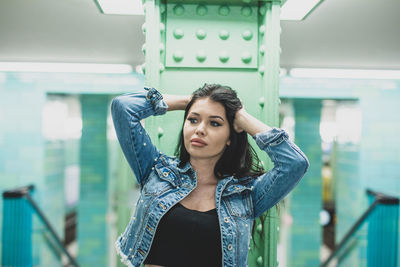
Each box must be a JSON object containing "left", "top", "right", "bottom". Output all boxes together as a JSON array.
[
  {"left": 250, "top": 128, "right": 309, "bottom": 219},
  {"left": 111, "top": 87, "right": 168, "bottom": 189}
]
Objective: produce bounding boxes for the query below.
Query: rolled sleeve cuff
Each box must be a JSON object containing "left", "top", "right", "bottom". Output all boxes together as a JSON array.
[
  {"left": 252, "top": 128, "right": 289, "bottom": 150},
  {"left": 144, "top": 86, "right": 168, "bottom": 116}
]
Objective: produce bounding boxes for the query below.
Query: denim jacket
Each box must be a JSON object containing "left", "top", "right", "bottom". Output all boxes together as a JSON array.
[{"left": 111, "top": 87, "right": 309, "bottom": 267}]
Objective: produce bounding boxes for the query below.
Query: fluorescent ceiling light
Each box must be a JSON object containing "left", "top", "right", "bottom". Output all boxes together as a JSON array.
[
  {"left": 0, "top": 62, "right": 133, "bottom": 73},
  {"left": 290, "top": 68, "right": 400, "bottom": 80},
  {"left": 281, "top": 0, "right": 322, "bottom": 21},
  {"left": 95, "top": 0, "right": 144, "bottom": 15}
]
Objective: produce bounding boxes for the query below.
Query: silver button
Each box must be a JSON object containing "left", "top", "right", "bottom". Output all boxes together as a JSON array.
[
  {"left": 228, "top": 244, "right": 233, "bottom": 250},
  {"left": 224, "top": 217, "right": 230, "bottom": 223},
  {"left": 163, "top": 172, "right": 168, "bottom": 177}
]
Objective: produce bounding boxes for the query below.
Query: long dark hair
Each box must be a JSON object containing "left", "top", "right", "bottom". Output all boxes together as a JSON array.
[{"left": 174, "top": 83, "right": 267, "bottom": 246}]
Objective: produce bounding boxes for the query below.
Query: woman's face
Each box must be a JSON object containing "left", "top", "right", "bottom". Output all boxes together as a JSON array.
[{"left": 183, "top": 97, "right": 231, "bottom": 162}]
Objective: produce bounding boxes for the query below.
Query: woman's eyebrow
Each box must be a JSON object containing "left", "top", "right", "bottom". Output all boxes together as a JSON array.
[
  {"left": 210, "top": 115, "right": 224, "bottom": 121},
  {"left": 190, "top": 112, "right": 225, "bottom": 121}
]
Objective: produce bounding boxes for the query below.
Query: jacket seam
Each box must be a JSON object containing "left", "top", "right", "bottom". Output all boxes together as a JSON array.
[{"left": 254, "top": 144, "right": 282, "bottom": 214}]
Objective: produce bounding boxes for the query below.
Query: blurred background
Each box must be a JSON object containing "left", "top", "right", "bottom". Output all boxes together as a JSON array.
[{"left": 0, "top": 0, "right": 399, "bottom": 266}]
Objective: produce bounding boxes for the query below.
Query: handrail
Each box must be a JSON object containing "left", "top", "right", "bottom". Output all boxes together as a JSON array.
[
  {"left": 321, "top": 189, "right": 399, "bottom": 267},
  {"left": 2, "top": 184, "right": 80, "bottom": 267}
]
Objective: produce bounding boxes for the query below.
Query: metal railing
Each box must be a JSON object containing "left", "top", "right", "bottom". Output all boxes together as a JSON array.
[
  {"left": 2, "top": 185, "right": 79, "bottom": 267},
  {"left": 321, "top": 189, "right": 399, "bottom": 267}
]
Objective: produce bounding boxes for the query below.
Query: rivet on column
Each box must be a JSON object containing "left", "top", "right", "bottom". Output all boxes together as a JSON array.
[
  {"left": 196, "top": 50, "right": 207, "bottom": 62},
  {"left": 142, "top": 23, "right": 146, "bottom": 34},
  {"left": 257, "top": 256, "right": 263, "bottom": 266},
  {"left": 173, "top": 51, "right": 184, "bottom": 62},
  {"left": 259, "top": 25, "right": 265, "bottom": 36},
  {"left": 173, "top": 4, "right": 185, "bottom": 16},
  {"left": 159, "top": 63, "right": 165, "bottom": 73},
  {"left": 159, "top": 43, "right": 165, "bottom": 54},
  {"left": 218, "top": 5, "right": 230, "bottom": 16},
  {"left": 196, "top": 29, "right": 207, "bottom": 40},
  {"left": 142, "top": 63, "right": 146, "bottom": 74},
  {"left": 158, "top": 127, "right": 164, "bottom": 138},
  {"left": 159, "top": 23, "right": 165, "bottom": 34},
  {"left": 242, "top": 30, "right": 253, "bottom": 41},
  {"left": 160, "top": 4, "right": 166, "bottom": 14},
  {"left": 241, "top": 52, "right": 252, "bottom": 64},
  {"left": 259, "top": 45, "right": 265, "bottom": 56},
  {"left": 241, "top": 6, "right": 252, "bottom": 17},
  {"left": 258, "top": 65, "right": 265, "bottom": 76},
  {"left": 219, "top": 30, "right": 230, "bottom": 40},
  {"left": 173, "top": 28, "right": 184, "bottom": 39},
  {"left": 219, "top": 51, "right": 229, "bottom": 63},
  {"left": 141, "top": 44, "right": 146, "bottom": 55},
  {"left": 258, "top": 97, "right": 265, "bottom": 107},
  {"left": 196, "top": 4, "right": 208, "bottom": 16},
  {"left": 259, "top": 5, "right": 266, "bottom": 16}
]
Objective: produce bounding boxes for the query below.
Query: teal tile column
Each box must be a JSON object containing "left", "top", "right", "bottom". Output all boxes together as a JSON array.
[
  {"left": 0, "top": 73, "right": 46, "bottom": 265},
  {"left": 359, "top": 90, "right": 400, "bottom": 266},
  {"left": 290, "top": 99, "right": 322, "bottom": 266},
  {"left": 78, "top": 95, "right": 110, "bottom": 266}
]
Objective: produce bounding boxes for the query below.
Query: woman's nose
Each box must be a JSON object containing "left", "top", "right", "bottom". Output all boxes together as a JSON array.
[{"left": 195, "top": 122, "right": 206, "bottom": 135}]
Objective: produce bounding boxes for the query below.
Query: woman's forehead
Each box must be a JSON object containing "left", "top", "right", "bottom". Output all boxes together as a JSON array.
[{"left": 189, "top": 98, "right": 226, "bottom": 117}]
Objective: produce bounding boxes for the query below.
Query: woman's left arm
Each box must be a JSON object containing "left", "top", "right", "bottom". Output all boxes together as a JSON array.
[{"left": 234, "top": 109, "right": 309, "bottom": 219}]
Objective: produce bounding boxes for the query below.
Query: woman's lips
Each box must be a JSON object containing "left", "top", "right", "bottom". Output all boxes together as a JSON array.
[{"left": 190, "top": 138, "right": 207, "bottom": 147}]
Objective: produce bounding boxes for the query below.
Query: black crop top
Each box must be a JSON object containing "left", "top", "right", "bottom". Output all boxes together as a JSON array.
[{"left": 144, "top": 202, "right": 222, "bottom": 267}]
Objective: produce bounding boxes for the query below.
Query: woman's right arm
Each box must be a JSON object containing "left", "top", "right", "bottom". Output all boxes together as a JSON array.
[{"left": 111, "top": 87, "right": 169, "bottom": 189}]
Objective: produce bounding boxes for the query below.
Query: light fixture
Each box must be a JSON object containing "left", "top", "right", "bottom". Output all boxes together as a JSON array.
[
  {"left": 95, "top": 0, "right": 144, "bottom": 15},
  {"left": 290, "top": 68, "right": 400, "bottom": 80},
  {"left": 0, "top": 62, "right": 133, "bottom": 74},
  {"left": 281, "top": 0, "right": 323, "bottom": 21}
]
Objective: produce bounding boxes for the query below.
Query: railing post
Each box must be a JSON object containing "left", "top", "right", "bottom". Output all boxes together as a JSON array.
[
  {"left": 2, "top": 185, "right": 34, "bottom": 267},
  {"left": 366, "top": 190, "right": 399, "bottom": 267}
]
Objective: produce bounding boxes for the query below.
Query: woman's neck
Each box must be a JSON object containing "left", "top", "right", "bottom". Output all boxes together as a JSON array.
[{"left": 189, "top": 157, "right": 219, "bottom": 186}]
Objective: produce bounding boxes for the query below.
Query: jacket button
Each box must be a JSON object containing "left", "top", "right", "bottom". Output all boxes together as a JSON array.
[
  {"left": 163, "top": 172, "right": 168, "bottom": 177},
  {"left": 224, "top": 217, "right": 230, "bottom": 223},
  {"left": 228, "top": 244, "right": 233, "bottom": 250}
]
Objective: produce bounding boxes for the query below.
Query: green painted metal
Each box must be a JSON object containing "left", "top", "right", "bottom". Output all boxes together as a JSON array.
[{"left": 142, "top": 0, "right": 283, "bottom": 266}]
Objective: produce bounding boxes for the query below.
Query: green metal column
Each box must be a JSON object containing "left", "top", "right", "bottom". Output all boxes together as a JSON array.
[
  {"left": 142, "top": 1, "right": 282, "bottom": 266},
  {"left": 78, "top": 95, "right": 109, "bottom": 267}
]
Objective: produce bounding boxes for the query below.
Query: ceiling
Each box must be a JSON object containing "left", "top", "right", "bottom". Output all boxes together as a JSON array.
[{"left": 0, "top": 0, "right": 399, "bottom": 71}]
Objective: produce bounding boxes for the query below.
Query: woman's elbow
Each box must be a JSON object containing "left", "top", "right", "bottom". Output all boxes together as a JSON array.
[
  {"left": 293, "top": 153, "right": 309, "bottom": 177},
  {"left": 111, "top": 96, "right": 125, "bottom": 115}
]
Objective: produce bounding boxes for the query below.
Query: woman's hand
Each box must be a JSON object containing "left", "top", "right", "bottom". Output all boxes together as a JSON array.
[
  {"left": 233, "top": 105, "right": 272, "bottom": 136},
  {"left": 233, "top": 107, "right": 246, "bottom": 133}
]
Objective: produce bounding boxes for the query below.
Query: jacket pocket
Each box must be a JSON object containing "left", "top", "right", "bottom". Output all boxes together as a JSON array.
[
  {"left": 142, "top": 170, "right": 173, "bottom": 196},
  {"left": 223, "top": 189, "right": 253, "bottom": 218}
]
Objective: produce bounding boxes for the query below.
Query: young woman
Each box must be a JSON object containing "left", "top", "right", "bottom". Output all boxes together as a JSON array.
[{"left": 111, "top": 84, "right": 309, "bottom": 267}]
